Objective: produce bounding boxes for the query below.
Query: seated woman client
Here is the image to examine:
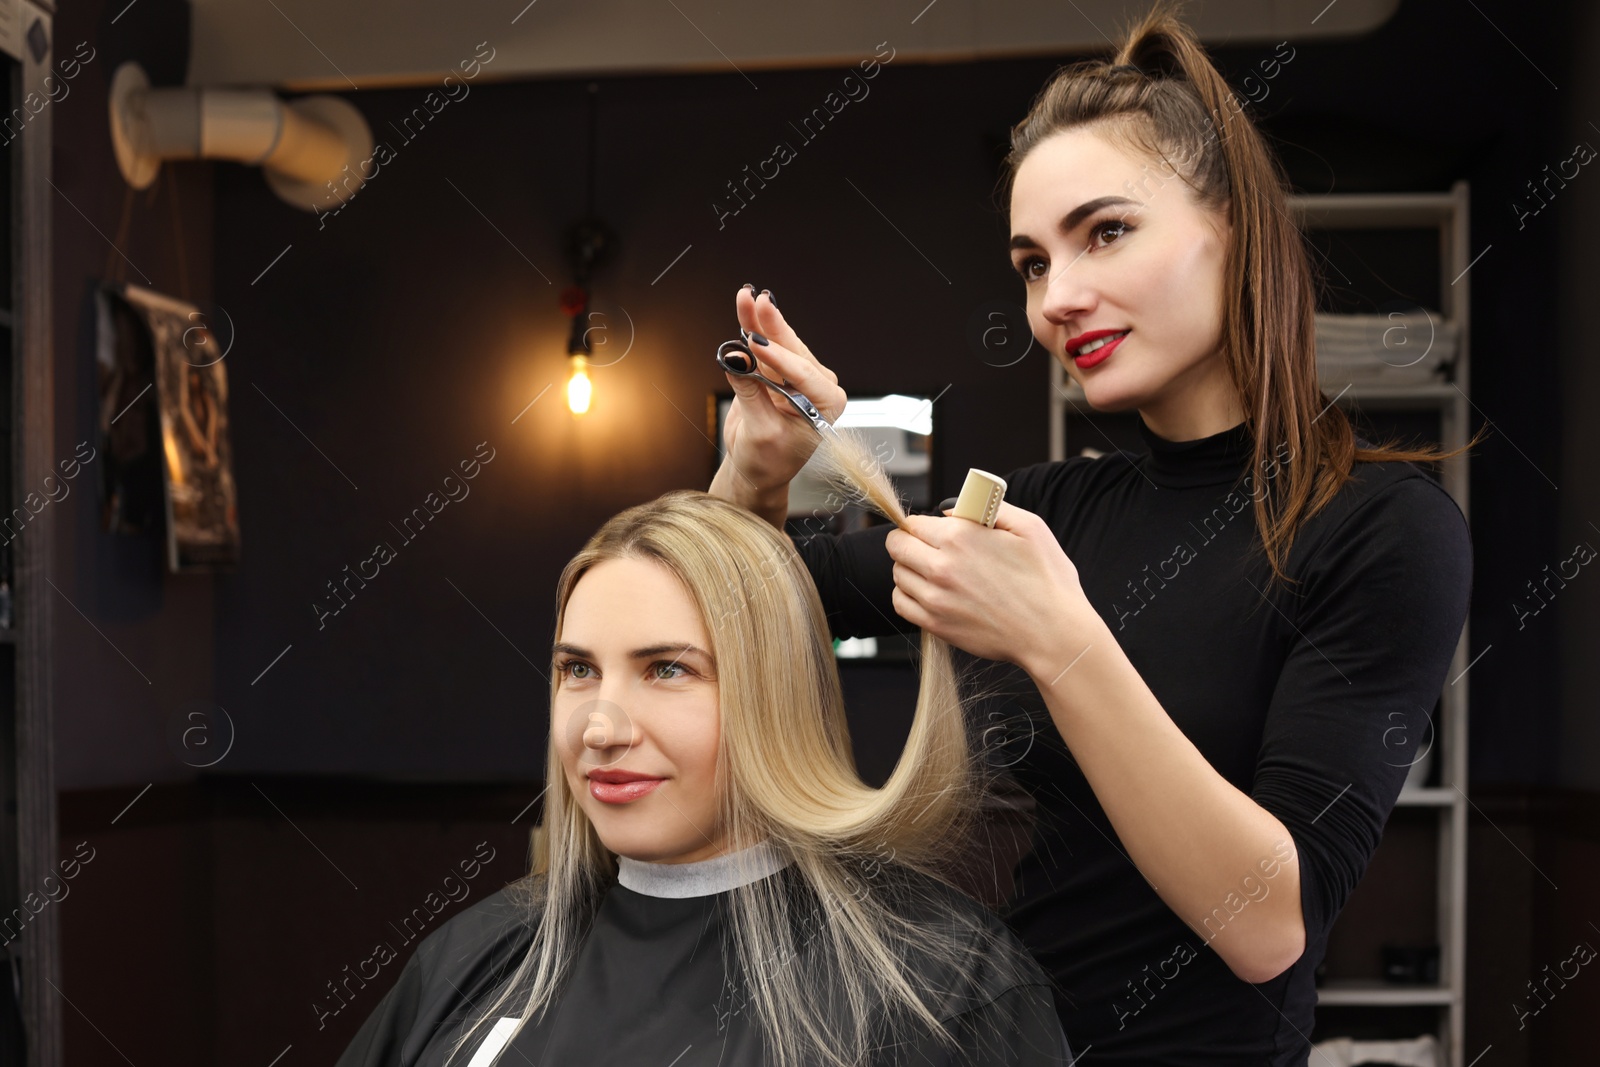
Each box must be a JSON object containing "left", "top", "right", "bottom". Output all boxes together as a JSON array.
[{"left": 334, "top": 430, "right": 1074, "bottom": 1067}]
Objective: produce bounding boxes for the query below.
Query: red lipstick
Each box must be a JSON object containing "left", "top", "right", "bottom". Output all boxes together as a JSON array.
[{"left": 1068, "top": 329, "right": 1129, "bottom": 369}]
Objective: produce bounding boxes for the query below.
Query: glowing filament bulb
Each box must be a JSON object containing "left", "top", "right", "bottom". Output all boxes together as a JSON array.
[{"left": 567, "top": 355, "right": 592, "bottom": 415}]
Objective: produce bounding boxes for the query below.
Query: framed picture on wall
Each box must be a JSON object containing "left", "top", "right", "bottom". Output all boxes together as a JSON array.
[{"left": 97, "top": 282, "right": 242, "bottom": 571}]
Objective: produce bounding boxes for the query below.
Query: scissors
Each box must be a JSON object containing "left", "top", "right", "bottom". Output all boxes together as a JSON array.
[{"left": 716, "top": 333, "right": 841, "bottom": 441}]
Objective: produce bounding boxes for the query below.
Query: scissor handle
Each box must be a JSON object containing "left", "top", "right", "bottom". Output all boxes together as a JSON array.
[
  {"left": 716, "top": 339, "right": 757, "bottom": 376},
  {"left": 715, "top": 338, "right": 836, "bottom": 438}
]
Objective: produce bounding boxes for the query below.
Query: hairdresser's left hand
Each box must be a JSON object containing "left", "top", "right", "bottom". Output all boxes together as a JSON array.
[{"left": 886, "top": 502, "right": 1094, "bottom": 673}]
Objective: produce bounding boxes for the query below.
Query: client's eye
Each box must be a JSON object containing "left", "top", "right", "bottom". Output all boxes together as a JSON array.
[
  {"left": 651, "top": 661, "right": 688, "bottom": 680},
  {"left": 556, "top": 659, "right": 594, "bottom": 681}
]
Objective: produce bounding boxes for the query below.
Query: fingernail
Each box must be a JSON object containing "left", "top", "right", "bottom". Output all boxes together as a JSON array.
[
  {"left": 749, "top": 331, "right": 770, "bottom": 346},
  {"left": 761, "top": 288, "right": 777, "bottom": 308},
  {"left": 742, "top": 282, "right": 756, "bottom": 293}
]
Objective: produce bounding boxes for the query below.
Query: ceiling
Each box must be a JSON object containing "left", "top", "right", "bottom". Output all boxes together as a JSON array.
[{"left": 185, "top": 0, "right": 1401, "bottom": 90}]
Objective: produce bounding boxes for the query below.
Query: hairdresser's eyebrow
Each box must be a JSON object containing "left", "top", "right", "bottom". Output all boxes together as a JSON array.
[
  {"left": 1010, "top": 195, "right": 1141, "bottom": 250},
  {"left": 552, "top": 641, "right": 713, "bottom": 664}
]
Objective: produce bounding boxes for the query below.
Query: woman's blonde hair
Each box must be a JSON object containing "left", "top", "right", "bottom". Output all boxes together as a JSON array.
[
  {"left": 446, "top": 430, "right": 1028, "bottom": 1067},
  {"left": 1002, "top": 0, "right": 1487, "bottom": 590}
]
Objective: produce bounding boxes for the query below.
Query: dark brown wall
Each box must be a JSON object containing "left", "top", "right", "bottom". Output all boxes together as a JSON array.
[
  {"left": 57, "top": 782, "right": 532, "bottom": 1064},
  {"left": 50, "top": 0, "right": 216, "bottom": 791}
]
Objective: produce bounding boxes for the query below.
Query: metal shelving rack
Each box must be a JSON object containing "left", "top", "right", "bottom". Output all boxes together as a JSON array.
[{"left": 1049, "top": 181, "right": 1473, "bottom": 1066}]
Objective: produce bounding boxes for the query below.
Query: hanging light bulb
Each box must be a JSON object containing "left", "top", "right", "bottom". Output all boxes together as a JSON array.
[
  {"left": 560, "top": 285, "right": 593, "bottom": 416},
  {"left": 558, "top": 86, "right": 616, "bottom": 420},
  {"left": 566, "top": 354, "right": 592, "bottom": 415}
]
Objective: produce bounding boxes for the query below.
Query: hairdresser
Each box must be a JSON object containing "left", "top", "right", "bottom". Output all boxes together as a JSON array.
[{"left": 707, "top": 4, "right": 1475, "bottom": 1063}]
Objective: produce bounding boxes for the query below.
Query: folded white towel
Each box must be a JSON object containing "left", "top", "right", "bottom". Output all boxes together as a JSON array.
[{"left": 1310, "top": 1034, "right": 1439, "bottom": 1067}]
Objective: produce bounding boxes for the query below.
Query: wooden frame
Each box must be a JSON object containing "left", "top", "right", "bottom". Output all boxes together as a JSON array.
[{"left": 6, "top": 2, "right": 62, "bottom": 1066}]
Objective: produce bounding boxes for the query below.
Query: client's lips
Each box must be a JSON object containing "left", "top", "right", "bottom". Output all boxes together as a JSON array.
[
  {"left": 588, "top": 769, "right": 658, "bottom": 784},
  {"left": 586, "top": 769, "right": 665, "bottom": 804}
]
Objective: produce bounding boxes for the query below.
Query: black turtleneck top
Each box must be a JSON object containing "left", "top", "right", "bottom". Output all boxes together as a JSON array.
[{"left": 793, "top": 416, "right": 1473, "bottom": 1065}]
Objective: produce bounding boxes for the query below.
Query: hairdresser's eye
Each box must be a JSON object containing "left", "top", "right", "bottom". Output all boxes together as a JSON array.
[
  {"left": 1013, "top": 255, "right": 1048, "bottom": 283},
  {"left": 1089, "top": 217, "right": 1133, "bottom": 249},
  {"left": 651, "top": 660, "right": 689, "bottom": 681}
]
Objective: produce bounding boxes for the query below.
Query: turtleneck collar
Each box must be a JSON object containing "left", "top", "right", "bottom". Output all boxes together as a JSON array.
[
  {"left": 1136, "top": 413, "right": 1254, "bottom": 489},
  {"left": 616, "top": 840, "right": 791, "bottom": 898}
]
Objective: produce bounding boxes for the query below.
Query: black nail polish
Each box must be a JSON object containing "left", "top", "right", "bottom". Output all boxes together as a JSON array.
[
  {"left": 761, "top": 288, "right": 777, "bottom": 308},
  {"left": 749, "top": 331, "right": 770, "bottom": 346},
  {"left": 742, "top": 282, "right": 756, "bottom": 293}
]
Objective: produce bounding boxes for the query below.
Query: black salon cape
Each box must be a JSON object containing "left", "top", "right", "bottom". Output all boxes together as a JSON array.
[
  {"left": 335, "top": 866, "right": 1074, "bottom": 1067},
  {"left": 794, "top": 417, "right": 1474, "bottom": 1064}
]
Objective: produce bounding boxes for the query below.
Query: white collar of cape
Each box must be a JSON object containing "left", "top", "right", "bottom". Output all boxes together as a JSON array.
[{"left": 616, "top": 839, "right": 791, "bottom": 898}]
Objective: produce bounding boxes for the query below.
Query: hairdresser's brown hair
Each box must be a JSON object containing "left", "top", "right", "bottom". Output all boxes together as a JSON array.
[{"left": 1001, "top": 0, "right": 1485, "bottom": 589}]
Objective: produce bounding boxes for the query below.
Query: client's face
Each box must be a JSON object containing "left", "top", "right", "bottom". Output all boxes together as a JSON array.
[{"left": 552, "top": 556, "right": 727, "bottom": 864}]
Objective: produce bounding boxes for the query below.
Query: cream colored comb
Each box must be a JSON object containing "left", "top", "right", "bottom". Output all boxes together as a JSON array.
[{"left": 949, "top": 468, "right": 1007, "bottom": 527}]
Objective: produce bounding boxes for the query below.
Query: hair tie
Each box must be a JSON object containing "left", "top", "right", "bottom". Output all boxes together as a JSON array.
[{"left": 1107, "top": 63, "right": 1146, "bottom": 77}]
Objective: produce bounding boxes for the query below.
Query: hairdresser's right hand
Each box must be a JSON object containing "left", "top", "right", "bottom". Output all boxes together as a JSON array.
[{"left": 710, "top": 286, "right": 847, "bottom": 529}]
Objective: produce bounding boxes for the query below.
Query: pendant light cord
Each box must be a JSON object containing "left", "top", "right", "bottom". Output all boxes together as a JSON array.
[{"left": 586, "top": 81, "right": 598, "bottom": 221}]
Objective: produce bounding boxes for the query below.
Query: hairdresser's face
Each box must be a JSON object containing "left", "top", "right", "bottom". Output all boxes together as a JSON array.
[
  {"left": 553, "top": 557, "right": 727, "bottom": 865},
  {"left": 1009, "top": 127, "right": 1236, "bottom": 438}
]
